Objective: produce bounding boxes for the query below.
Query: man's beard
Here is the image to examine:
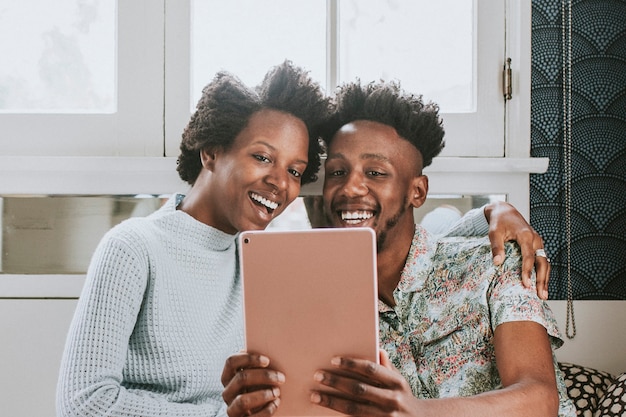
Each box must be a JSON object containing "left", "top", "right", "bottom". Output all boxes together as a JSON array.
[{"left": 376, "top": 199, "right": 409, "bottom": 253}]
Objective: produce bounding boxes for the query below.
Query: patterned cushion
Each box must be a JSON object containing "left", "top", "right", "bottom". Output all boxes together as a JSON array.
[
  {"left": 558, "top": 362, "right": 615, "bottom": 416},
  {"left": 595, "top": 372, "right": 626, "bottom": 417}
]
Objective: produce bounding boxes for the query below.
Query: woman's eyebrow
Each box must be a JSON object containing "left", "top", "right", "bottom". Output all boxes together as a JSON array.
[{"left": 253, "top": 140, "right": 308, "bottom": 165}]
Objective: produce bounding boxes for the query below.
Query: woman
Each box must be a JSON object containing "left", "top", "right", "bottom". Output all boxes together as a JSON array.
[{"left": 56, "top": 61, "right": 331, "bottom": 417}]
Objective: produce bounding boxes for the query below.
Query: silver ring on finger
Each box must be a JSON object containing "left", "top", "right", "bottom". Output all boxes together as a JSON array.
[{"left": 535, "top": 248, "right": 550, "bottom": 263}]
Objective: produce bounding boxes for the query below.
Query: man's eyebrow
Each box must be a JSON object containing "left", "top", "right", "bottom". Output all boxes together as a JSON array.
[
  {"left": 326, "top": 152, "right": 390, "bottom": 162},
  {"left": 361, "top": 153, "right": 390, "bottom": 162},
  {"left": 325, "top": 152, "right": 346, "bottom": 161}
]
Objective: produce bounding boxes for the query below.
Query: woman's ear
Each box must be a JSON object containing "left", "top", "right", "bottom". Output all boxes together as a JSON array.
[
  {"left": 410, "top": 175, "right": 429, "bottom": 209},
  {"left": 200, "top": 147, "right": 219, "bottom": 171}
]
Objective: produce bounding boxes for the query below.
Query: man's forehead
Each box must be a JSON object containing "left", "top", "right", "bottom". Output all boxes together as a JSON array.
[
  {"left": 337, "top": 120, "right": 399, "bottom": 136},
  {"left": 330, "top": 120, "right": 423, "bottom": 171}
]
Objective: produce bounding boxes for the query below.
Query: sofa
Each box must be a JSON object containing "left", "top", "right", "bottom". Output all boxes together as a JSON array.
[{"left": 558, "top": 362, "right": 626, "bottom": 416}]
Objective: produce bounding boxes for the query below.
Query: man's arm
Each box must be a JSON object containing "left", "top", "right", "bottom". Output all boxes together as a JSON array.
[
  {"left": 309, "top": 323, "right": 560, "bottom": 417},
  {"left": 446, "top": 201, "right": 550, "bottom": 299}
]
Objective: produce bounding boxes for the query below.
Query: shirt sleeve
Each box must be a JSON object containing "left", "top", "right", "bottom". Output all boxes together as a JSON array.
[
  {"left": 441, "top": 205, "right": 489, "bottom": 238},
  {"left": 488, "top": 242, "right": 564, "bottom": 348},
  {"left": 56, "top": 227, "right": 227, "bottom": 417},
  {"left": 487, "top": 243, "right": 575, "bottom": 417}
]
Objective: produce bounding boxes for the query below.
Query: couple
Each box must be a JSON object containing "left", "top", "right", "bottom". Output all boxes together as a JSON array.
[{"left": 57, "top": 61, "right": 574, "bottom": 417}]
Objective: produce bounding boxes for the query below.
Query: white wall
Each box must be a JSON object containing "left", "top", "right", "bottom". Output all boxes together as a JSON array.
[
  {"left": 0, "top": 299, "right": 77, "bottom": 417},
  {"left": 547, "top": 300, "right": 626, "bottom": 376}
]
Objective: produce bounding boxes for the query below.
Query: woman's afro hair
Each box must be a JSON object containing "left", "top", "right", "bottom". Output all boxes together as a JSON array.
[{"left": 177, "top": 61, "right": 332, "bottom": 185}]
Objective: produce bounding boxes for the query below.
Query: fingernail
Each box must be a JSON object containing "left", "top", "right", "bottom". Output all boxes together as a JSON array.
[
  {"left": 542, "top": 289, "right": 549, "bottom": 300},
  {"left": 276, "top": 372, "right": 285, "bottom": 383},
  {"left": 313, "top": 371, "right": 324, "bottom": 382},
  {"left": 259, "top": 355, "right": 270, "bottom": 366},
  {"left": 493, "top": 255, "right": 503, "bottom": 265},
  {"left": 331, "top": 357, "right": 341, "bottom": 366},
  {"left": 272, "top": 387, "right": 280, "bottom": 397},
  {"left": 310, "top": 392, "right": 321, "bottom": 404}
]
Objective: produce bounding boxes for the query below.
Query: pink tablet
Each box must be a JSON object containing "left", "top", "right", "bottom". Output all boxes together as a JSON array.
[{"left": 239, "top": 227, "right": 379, "bottom": 417}]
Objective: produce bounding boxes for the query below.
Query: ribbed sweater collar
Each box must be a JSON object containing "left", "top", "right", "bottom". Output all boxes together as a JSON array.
[{"left": 155, "top": 193, "right": 238, "bottom": 252}]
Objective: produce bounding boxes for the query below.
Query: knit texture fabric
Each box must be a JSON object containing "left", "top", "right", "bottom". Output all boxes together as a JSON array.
[
  {"left": 444, "top": 206, "right": 489, "bottom": 237},
  {"left": 57, "top": 195, "right": 243, "bottom": 416}
]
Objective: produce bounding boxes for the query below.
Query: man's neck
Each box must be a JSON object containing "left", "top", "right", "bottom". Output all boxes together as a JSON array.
[{"left": 375, "top": 223, "right": 415, "bottom": 307}]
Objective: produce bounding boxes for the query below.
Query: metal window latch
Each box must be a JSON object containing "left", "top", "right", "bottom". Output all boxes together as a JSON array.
[{"left": 503, "top": 58, "right": 512, "bottom": 100}]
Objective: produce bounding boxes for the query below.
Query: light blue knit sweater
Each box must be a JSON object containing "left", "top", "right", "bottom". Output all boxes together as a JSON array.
[{"left": 57, "top": 195, "right": 243, "bottom": 416}]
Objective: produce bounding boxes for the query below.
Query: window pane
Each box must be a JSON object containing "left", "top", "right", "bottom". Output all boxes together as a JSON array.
[
  {"left": 339, "top": 0, "right": 474, "bottom": 112},
  {"left": 0, "top": 0, "right": 116, "bottom": 113},
  {"left": 1, "top": 195, "right": 167, "bottom": 274},
  {"left": 0, "top": 194, "right": 504, "bottom": 274},
  {"left": 191, "top": 0, "right": 326, "bottom": 109}
]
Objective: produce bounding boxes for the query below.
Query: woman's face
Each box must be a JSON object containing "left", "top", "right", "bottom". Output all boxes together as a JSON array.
[{"left": 203, "top": 109, "right": 310, "bottom": 234}]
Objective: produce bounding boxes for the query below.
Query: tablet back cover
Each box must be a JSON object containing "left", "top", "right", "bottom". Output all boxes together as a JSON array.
[{"left": 239, "top": 227, "right": 379, "bottom": 417}]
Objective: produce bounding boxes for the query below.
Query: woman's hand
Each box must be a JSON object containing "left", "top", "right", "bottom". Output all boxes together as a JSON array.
[
  {"left": 221, "top": 352, "right": 285, "bottom": 417},
  {"left": 485, "top": 201, "right": 551, "bottom": 300}
]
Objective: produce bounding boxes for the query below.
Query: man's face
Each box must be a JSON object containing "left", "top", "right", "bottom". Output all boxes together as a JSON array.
[{"left": 322, "top": 120, "right": 426, "bottom": 249}]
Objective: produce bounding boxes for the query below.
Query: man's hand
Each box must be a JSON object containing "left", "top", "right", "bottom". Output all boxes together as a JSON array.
[
  {"left": 484, "top": 201, "right": 550, "bottom": 300},
  {"left": 310, "top": 350, "right": 420, "bottom": 417},
  {"left": 221, "top": 352, "right": 284, "bottom": 417}
]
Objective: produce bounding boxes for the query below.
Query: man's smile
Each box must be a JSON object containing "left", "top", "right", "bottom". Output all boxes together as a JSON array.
[{"left": 340, "top": 210, "right": 375, "bottom": 225}]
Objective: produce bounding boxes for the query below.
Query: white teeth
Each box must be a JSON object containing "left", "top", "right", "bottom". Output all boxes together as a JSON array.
[
  {"left": 251, "top": 193, "right": 278, "bottom": 210},
  {"left": 341, "top": 211, "right": 373, "bottom": 221}
]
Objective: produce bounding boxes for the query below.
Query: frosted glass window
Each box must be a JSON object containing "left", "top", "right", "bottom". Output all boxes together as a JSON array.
[
  {"left": 338, "top": 0, "right": 475, "bottom": 113},
  {"left": 0, "top": 0, "right": 116, "bottom": 113},
  {"left": 191, "top": 1, "right": 474, "bottom": 113},
  {"left": 0, "top": 195, "right": 167, "bottom": 274},
  {"left": 191, "top": 0, "right": 326, "bottom": 108},
  {"left": 0, "top": 194, "right": 502, "bottom": 274}
]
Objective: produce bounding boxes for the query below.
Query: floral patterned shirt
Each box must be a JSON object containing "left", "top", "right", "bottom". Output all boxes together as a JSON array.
[{"left": 378, "top": 226, "right": 576, "bottom": 416}]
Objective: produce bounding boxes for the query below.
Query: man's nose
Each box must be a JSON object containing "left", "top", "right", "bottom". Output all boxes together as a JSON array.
[{"left": 342, "top": 172, "right": 368, "bottom": 197}]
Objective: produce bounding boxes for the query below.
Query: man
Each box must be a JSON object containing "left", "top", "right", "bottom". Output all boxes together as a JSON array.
[
  {"left": 219, "top": 80, "right": 565, "bottom": 417},
  {"left": 308, "top": 81, "right": 575, "bottom": 416}
]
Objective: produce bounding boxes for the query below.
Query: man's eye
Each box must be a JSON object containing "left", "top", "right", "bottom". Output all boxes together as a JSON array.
[
  {"left": 367, "top": 171, "right": 384, "bottom": 177},
  {"left": 329, "top": 170, "right": 346, "bottom": 177}
]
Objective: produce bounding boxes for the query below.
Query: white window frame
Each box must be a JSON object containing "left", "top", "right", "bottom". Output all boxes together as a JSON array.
[
  {"left": 0, "top": 0, "right": 546, "bottom": 298},
  {"left": 164, "top": 0, "right": 508, "bottom": 158},
  {"left": 0, "top": 0, "right": 165, "bottom": 157},
  {"left": 436, "top": 0, "right": 506, "bottom": 157}
]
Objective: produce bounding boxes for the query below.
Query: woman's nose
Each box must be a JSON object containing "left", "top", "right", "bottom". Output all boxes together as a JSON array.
[{"left": 265, "top": 168, "right": 289, "bottom": 193}]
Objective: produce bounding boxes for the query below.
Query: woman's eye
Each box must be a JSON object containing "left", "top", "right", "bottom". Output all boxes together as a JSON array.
[
  {"left": 253, "top": 154, "right": 270, "bottom": 163},
  {"left": 289, "top": 169, "right": 302, "bottom": 178}
]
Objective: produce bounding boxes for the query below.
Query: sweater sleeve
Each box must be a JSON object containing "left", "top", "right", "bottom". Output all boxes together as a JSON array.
[
  {"left": 441, "top": 205, "right": 489, "bottom": 237},
  {"left": 56, "top": 227, "right": 227, "bottom": 417}
]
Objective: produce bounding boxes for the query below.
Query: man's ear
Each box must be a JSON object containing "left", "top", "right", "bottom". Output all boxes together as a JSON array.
[
  {"left": 200, "top": 147, "right": 220, "bottom": 171},
  {"left": 410, "top": 175, "right": 429, "bottom": 209}
]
